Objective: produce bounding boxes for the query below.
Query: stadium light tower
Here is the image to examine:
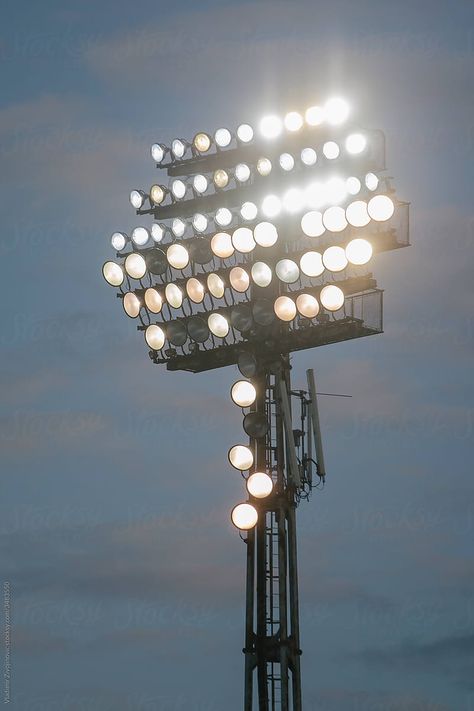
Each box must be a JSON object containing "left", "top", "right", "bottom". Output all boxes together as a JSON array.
[{"left": 102, "top": 95, "right": 409, "bottom": 710}]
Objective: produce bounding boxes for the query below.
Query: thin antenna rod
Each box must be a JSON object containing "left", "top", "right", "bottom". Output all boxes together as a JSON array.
[{"left": 306, "top": 369, "right": 326, "bottom": 479}]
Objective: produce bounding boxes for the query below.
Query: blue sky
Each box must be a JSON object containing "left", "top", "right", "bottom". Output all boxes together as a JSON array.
[{"left": 1, "top": 1, "right": 474, "bottom": 709}]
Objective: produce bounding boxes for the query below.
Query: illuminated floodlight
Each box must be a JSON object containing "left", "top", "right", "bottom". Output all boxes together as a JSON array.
[
  {"left": 296, "top": 293, "right": 320, "bottom": 318},
  {"left": 368, "top": 195, "right": 395, "bottom": 221},
  {"left": 123, "top": 292, "right": 141, "bottom": 318},
  {"left": 102, "top": 261, "right": 124, "bottom": 287},
  {"left": 346, "top": 200, "right": 370, "bottom": 227},
  {"left": 257, "top": 157, "right": 272, "bottom": 176},
  {"left": 193, "top": 174, "right": 208, "bottom": 194},
  {"left": 193, "top": 132, "right": 211, "bottom": 153},
  {"left": 254, "top": 221, "right": 278, "bottom": 247},
  {"left": 131, "top": 226, "right": 149, "bottom": 247},
  {"left": 284, "top": 111, "right": 303, "bottom": 132},
  {"left": 231, "top": 380, "right": 257, "bottom": 407},
  {"left": 151, "top": 143, "right": 165, "bottom": 163},
  {"left": 130, "top": 189, "right": 146, "bottom": 209},
  {"left": 279, "top": 153, "right": 294, "bottom": 171},
  {"left": 150, "top": 184, "right": 167, "bottom": 205},
  {"left": 215, "top": 207, "right": 233, "bottom": 227},
  {"left": 172, "top": 218, "right": 186, "bottom": 237},
  {"left": 171, "top": 139, "right": 186, "bottom": 159},
  {"left": 214, "top": 169, "right": 229, "bottom": 189},
  {"left": 240, "top": 202, "right": 258, "bottom": 221},
  {"left": 323, "top": 141, "right": 340, "bottom": 160},
  {"left": 111, "top": 232, "right": 126, "bottom": 251},
  {"left": 259, "top": 115, "right": 282, "bottom": 139},
  {"left": 274, "top": 296, "right": 296, "bottom": 321},
  {"left": 193, "top": 213, "right": 208, "bottom": 233},
  {"left": 151, "top": 223, "right": 165, "bottom": 243},
  {"left": 145, "top": 324, "right": 165, "bottom": 350},
  {"left": 211, "top": 232, "right": 234, "bottom": 258},
  {"left": 322, "top": 205, "right": 347, "bottom": 232},
  {"left": 247, "top": 472, "right": 273, "bottom": 498},
  {"left": 345, "top": 238, "right": 373, "bottom": 265},
  {"left": 231, "top": 503, "right": 258, "bottom": 530},
  {"left": 345, "top": 133, "right": 367, "bottom": 155},
  {"left": 276, "top": 259, "right": 299, "bottom": 283},
  {"left": 301, "top": 210, "right": 325, "bottom": 237},
  {"left": 325, "top": 177, "right": 347, "bottom": 205},
  {"left": 346, "top": 176, "right": 361, "bottom": 195},
  {"left": 230, "top": 266, "right": 250, "bottom": 292},
  {"left": 215, "top": 128, "right": 232, "bottom": 147},
  {"left": 124, "top": 253, "right": 146, "bottom": 279},
  {"left": 207, "top": 273, "right": 225, "bottom": 298},
  {"left": 261, "top": 194, "right": 281, "bottom": 218},
  {"left": 232, "top": 227, "right": 255, "bottom": 253},
  {"left": 209, "top": 313, "right": 229, "bottom": 338},
  {"left": 320, "top": 284, "right": 344, "bottom": 311},
  {"left": 167, "top": 243, "right": 189, "bottom": 269},
  {"left": 283, "top": 188, "right": 304, "bottom": 213},
  {"left": 365, "top": 172, "right": 379, "bottom": 191},
  {"left": 300, "top": 250, "right": 324, "bottom": 277},
  {"left": 186, "top": 277, "right": 205, "bottom": 303},
  {"left": 237, "top": 123, "right": 253, "bottom": 143},
  {"left": 322, "top": 245, "right": 348, "bottom": 272},
  {"left": 305, "top": 182, "right": 325, "bottom": 209},
  {"left": 235, "top": 163, "right": 251, "bottom": 183},
  {"left": 144, "top": 288, "right": 162, "bottom": 313},
  {"left": 165, "top": 283, "right": 183, "bottom": 308},
  {"left": 324, "top": 97, "right": 350, "bottom": 125},
  {"left": 171, "top": 179, "right": 186, "bottom": 199},
  {"left": 228, "top": 444, "right": 254, "bottom": 470},
  {"left": 301, "top": 148, "right": 317, "bottom": 166},
  {"left": 305, "top": 105, "right": 324, "bottom": 126},
  {"left": 251, "top": 261, "right": 272, "bottom": 288}
]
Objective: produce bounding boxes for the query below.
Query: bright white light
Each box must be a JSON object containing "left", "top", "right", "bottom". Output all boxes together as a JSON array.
[
  {"left": 151, "top": 223, "right": 165, "bottom": 243},
  {"left": 145, "top": 324, "right": 165, "bottom": 350},
  {"left": 261, "top": 194, "right": 281, "bottom": 218},
  {"left": 237, "top": 123, "right": 253, "bottom": 143},
  {"left": 305, "top": 105, "right": 324, "bottom": 126},
  {"left": 111, "top": 232, "right": 126, "bottom": 251},
  {"left": 274, "top": 296, "right": 296, "bottom": 321},
  {"left": 231, "top": 381, "right": 257, "bottom": 407},
  {"left": 254, "top": 222, "right": 278, "bottom": 247},
  {"left": 208, "top": 313, "right": 229, "bottom": 338},
  {"left": 213, "top": 169, "right": 229, "bottom": 189},
  {"left": 171, "top": 139, "right": 185, "bottom": 158},
  {"left": 150, "top": 184, "right": 166, "bottom": 205},
  {"left": 296, "top": 294, "right": 320, "bottom": 318},
  {"left": 301, "top": 147, "right": 317, "bottom": 166},
  {"left": 283, "top": 188, "right": 304, "bottom": 213},
  {"left": 259, "top": 114, "right": 282, "bottom": 139},
  {"left": 323, "top": 141, "right": 340, "bottom": 160},
  {"left": 284, "top": 111, "right": 303, "bottom": 132},
  {"left": 304, "top": 183, "right": 325, "bottom": 210},
  {"left": 171, "top": 179, "right": 186, "bottom": 199},
  {"left": 124, "top": 253, "right": 146, "bottom": 280},
  {"left": 193, "top": 213, "right": 208, "bottom": 233},
  {"left": 193, "top": 174, "right": 208, "bottom": 194},
  {"left": 172, "top": 218, "right": 186, "bottom": 237},
  {"left": 167, "top": 243, "right": 189, "bottom": 270},
  {"left": 346, "top": 133, "right": 367, "bottom": 155},
  {"left": 324, "top": 97, "right": 350, "bottom": 125},
  {"left": 193, "top": 132, "right": 211, "bottom": 153},
  {"left": 300, "top": 251, "right": 324, "bottom": 277},
  {"left": 165, "top": 283, "right": 183, "bottom": 308},
  {"left": 130, "top": 190, "right": 145, "bottom": 209},
  {"left": 207, "top": 273, "right": 225, "bottom": 298},
  {"left": 102, "top": 261, "right": 124, "bottom": 287},
  {"left": 186, "top": 277, "right": 205, "bottom": 303},
  {"left": 276, "top": 259, "right": 299, "bottom": 284},
  {"left": 301, "top": 210, "right": 325, "bottom": 237},
  {"left": 215, "top": 207, "right": 233, "bottom": 227},
  {"left": 131, "top": 227, "right": 149, "bottom": 247},
  {"left": 215, "top": 128, "right": 232, "bottom": 147},
  {"left": 144, "top": 288, "right": 162, "bottom": 313},
  {"left": 247, "top": 472, "right": 273, "bottom": 498},
  {"left": 368, "top": 195, "right": 395, "bottom": 221},
  {"left": 346, "top": 176, "right": 361, "bottom": 195},
  {"left": 235, "top": 163, "right": 251, "bottom": 183},
  {"left": 231, "top": 502, "right": 258, "bottom": 530},
  {"left": 365, "top": 172, "right": 379, "bottom": 191},
  {"left": 257, "top": 157, "right": 272, "bottom": 176},
  {"left": 211, "top": 232, "right": 234, "bottom": 259},
  {"left": 123, "top": 292, "right": 141, "bottom": 318},
  {"left": 320, "top": 284, "right": 344, "bottom": 311},
  {"left": 229, "top": 267, "right": 250, "bottom": 292},
  {"left": 241, "top": 202, "right": 258, "bottom": 221},
  {"left": 279, "top": 153, "right": 294, "bottom": 171},
  {"left": 322, "top": 245, "right": 348, "bottom": 272},
  {"left": 151, "top": 143, "right": 165, "bottom": 163},
  {"left": 346, "top": 200, "right": 370, "bottom": 227},
  {"left": 325, "top": 177, "right": 347, "bottom": 205},
  {"left": 251, "top": 261, "right": 272, "bottom": 287},
  {"left": 322, "top": 205, "right": 347, "bottom": 232},
  {"left": 345, "top": 238, "right": 373, "bottom": 265},
  {"left": 232, "top": 227, "right": 255, "bottom": 253}
]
